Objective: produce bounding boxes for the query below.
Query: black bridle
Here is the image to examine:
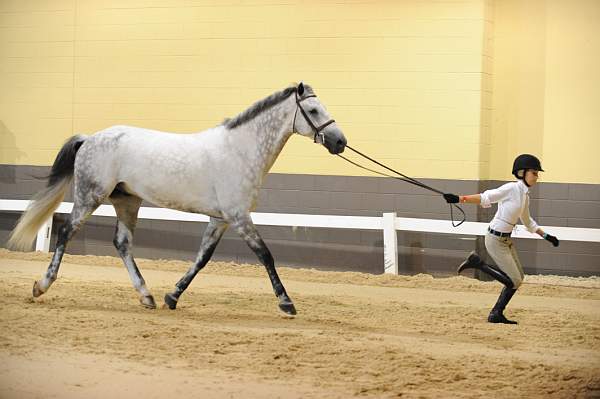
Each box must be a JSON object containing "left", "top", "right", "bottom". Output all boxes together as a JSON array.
[{"left": 292, "top": 92, "right": 336, "bottom": 144}]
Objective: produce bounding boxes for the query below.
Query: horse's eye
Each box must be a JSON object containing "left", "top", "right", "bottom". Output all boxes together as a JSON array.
[{"left": 309, "top": 109, "right": 318, "bottom": 115}]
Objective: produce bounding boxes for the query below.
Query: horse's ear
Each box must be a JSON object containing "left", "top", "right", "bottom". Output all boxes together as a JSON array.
[{"left": 297, "top": 82, "right": 304, "bottom": 96}]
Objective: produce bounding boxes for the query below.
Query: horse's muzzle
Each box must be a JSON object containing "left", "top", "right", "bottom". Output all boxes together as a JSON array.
[{"left": 324, "top": 130, "right": 347, "bottom": 154}]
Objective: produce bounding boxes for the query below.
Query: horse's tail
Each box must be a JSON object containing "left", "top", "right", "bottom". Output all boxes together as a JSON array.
[{"left": 8, "top": 135, "right": 87, "bottom": 251}]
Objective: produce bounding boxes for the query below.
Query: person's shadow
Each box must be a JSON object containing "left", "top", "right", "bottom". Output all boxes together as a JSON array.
[
  {"left": 0, "top": 121, "right": 27, "bottom": 185},
  {"left": 1, "top": 120, "right": 29, "bottom": 248}
]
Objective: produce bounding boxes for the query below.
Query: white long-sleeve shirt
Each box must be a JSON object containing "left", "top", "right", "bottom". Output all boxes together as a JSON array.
[{"left": 480, "top": 179, "right": 539, "bottom": 234}]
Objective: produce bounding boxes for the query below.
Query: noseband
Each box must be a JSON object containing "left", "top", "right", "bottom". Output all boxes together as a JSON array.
[{"left": 292, "top": 92, "right": 336, "bottom": 143}]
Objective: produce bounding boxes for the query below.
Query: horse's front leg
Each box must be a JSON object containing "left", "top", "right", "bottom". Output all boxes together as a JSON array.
[
  {"left": 164, "top": 217, "right": 228, "bottom": 309},
  {"left": 231, "top": 216, "right": 296, "bottom": 316}
]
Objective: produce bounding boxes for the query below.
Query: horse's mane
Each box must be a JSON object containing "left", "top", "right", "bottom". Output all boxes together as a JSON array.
[{"left": 222, "top": 84, "right": 314, "bottom": 129}]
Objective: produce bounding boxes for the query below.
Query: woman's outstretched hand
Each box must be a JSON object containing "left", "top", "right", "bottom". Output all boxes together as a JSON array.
[{"left": 443, "top": 193, "right": 460, "bottom": 204}]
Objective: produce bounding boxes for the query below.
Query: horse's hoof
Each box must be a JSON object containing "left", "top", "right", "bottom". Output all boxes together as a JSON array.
[
  {"left": 32, "top": 281, "right": 45, "bottom": 298},
  {"left": 140, "top": 295, "right": 156, "bottom": 309},
  {"left": 278, "top": 301, "right": 297, "bottom": 316},
  {"left": 164, "top": 293, "right": 178, "bottom": 310}
]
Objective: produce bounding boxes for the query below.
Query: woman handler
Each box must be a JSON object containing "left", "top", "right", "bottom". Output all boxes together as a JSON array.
[{"left": 443, "top": 154, "right": 559, "bottom": 324}]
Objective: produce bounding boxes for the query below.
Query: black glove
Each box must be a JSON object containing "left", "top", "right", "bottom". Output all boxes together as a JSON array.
[
  {"left": 443, "top": 193, "right": 460, "bottom": 204},
  {"left": 544, "top": 233, "right": 559, "bottom": 247}
]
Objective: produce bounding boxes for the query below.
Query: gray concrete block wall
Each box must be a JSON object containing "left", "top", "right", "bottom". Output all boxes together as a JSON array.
[{"left": 1, "top": 165, "right": 599, "bottom": 277}]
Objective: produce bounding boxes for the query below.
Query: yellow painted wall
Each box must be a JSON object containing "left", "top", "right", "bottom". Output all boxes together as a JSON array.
[
  {"left": 0, "top": 0, "right": 488, "bottom": 180},
  {"left": 489, "top": 0, "right": 600, "bottom": 183},
  {"left": 541, "top": 0, "right": 600, "bottom": 184},
  {"left": 1, "top": 1, "right": 598, "bottom": 183}
]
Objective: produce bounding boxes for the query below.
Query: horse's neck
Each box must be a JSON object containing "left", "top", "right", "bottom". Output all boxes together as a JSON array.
[{"left": 237, "top": 99, "right": 295, "bottom": 178}]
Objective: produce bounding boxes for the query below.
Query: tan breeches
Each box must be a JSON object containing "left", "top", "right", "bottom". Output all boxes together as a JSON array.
[{"left": 484, "top": 233, "right": 525, "bottom": 288}]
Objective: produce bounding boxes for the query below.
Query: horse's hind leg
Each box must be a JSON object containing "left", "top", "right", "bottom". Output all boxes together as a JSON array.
[
  {"left": 33, "top": 197, "right": 102, "bottom": 297},
  {"left": 231, "top": 216, "right": 296, "bottom": 316},
  {"left": 164, "top": 217, "right": 228, "bottom": 309},
  {"left": 109, "top": 192, "right": 156, "bottom": 309}
]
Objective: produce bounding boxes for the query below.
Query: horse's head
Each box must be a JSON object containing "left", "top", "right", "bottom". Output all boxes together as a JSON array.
[{"left": 292, "top": 82, "right": 347, "bottom": 154}]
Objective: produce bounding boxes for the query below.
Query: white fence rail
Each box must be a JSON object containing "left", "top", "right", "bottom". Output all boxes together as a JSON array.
[{"left": 2, "top": 199, "right": 599, "bottom": 274}]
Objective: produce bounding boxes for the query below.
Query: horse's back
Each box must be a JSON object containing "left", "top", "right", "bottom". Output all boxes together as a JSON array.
[
  {"left": 92, "top": 125, "right": 190, "bottom": 145},
  {"left": 75, "top": 125, "right": 225, "bottom": 214},
  {"left": 81, "top": 125, "right": 219, "bottom": 161}
]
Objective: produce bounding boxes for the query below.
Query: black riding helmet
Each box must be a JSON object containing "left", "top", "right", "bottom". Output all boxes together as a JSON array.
[{"left": 512, "top": 154, "right": 544, "bottom": 179}]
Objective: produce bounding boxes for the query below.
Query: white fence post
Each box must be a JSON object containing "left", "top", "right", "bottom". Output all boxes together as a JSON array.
[
  {"left": 35, "top": 217, "right": 53, "bottom": 252},
  {"left": 383, "top": 212, "right": 398, "bottom": 274}
]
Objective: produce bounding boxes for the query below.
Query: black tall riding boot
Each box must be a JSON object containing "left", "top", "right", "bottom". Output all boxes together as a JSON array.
[
  {"left": 488, "top": 286, "right": 518, "bottom": 324},
  {"left": 458, "top": 252, "right": 518, "bottom": 324},
  {"left": 457, "top": 251, "right": 514, "bottom": 288}
]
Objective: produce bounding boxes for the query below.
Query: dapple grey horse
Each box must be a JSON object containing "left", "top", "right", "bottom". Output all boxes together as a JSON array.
[{"left": 8, "top": 82, "right": 347, "bottom": 315}]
